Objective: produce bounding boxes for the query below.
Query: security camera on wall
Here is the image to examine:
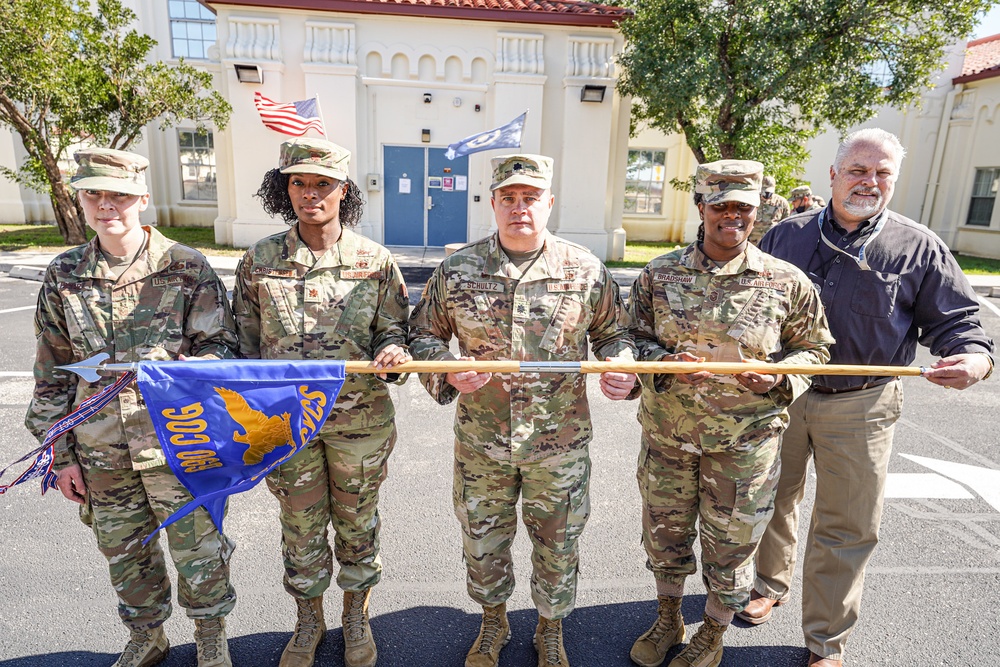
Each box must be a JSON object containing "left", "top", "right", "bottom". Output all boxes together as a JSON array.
[{"left": 423, "top": 93, "right": 432, "bottom": 104}]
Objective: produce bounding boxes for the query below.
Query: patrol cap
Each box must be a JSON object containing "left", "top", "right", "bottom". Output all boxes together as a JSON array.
[
  {"left": 490, "top": 154, "right": 553, "bottom": 191},
  {"left": 812, "top": 196, "right": 826, "bottom": 207},
  {"left": 69, "top": 148, "right": 149, "bottom": 196},
  {"left": 694, "top": 159, "right": 763, "bottom": 207},
  {"left": 789, "top": 185, "right": 813, "bottom": 200},
  {"left": 762, "top": 175, "right": 776, "bottom": 194},
  {"left": 279, "top": 138, "right": 350, "bottom": 181}
]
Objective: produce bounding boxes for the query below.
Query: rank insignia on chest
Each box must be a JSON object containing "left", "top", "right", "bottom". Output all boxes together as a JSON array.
[
  {"left": 513, "top": 296, "right": 530, "bottom": 320},
  {"left": 252, "top": 267, "right": 296, "bottom": 278},
  {"left": 353, "top": 259, "right": 371, "bottom": 269},
  {"left": 654, "top": 273, "right": 696, "bottom": 285}
]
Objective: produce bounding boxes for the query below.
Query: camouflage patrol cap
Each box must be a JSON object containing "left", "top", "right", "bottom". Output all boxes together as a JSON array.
[
  {"left": 762, "top": 175, "right": 776, "bottom": 194},
  {"left": 70, "top": 148, "right": 149, "bottom": 196},
  {"left": 789, "top": 185, "right": 813, "bottom": 200},
  {"left": 695, "top": 159, "right": 763, "bottom": 207},
  {"left": 490, "top": 154, "right": 553, "bottom": 191},
  {"left": 279, "top": 138, "right": 350, "bottom": 180}
]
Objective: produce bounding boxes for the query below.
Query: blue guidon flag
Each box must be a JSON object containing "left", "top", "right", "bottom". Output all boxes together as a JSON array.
[
  {"left": 137, "top": 360, "right": 346, "bottom": 541},
  {"left": 445, "top": 111, "right": 527, "bottom": 160},
  {"left": 1, "top": 360, "right": 346, "bottom": 542}
]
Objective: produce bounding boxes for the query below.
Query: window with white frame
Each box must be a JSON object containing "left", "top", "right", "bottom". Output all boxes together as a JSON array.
[
  {"left": 178, "top": 130, "right": 217, "bottom": 201},
  {"left": 169, "top": 0, "right": 216, "bottom": 60},
  {"left": 625, "top": 149, "right": 666, "bottom": 215},
  {"left": 967, "top": 168, "right": 999, "bottom": 227}
]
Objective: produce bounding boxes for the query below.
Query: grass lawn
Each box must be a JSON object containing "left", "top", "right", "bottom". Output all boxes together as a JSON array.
[
  {"left": 0, "top": 224, "right": 244, "bottom": 257},
  {"left": 4, "top": 224, "right": 1000, "bottom": 274},
  {"left": 608, "top": 238, "right": 1000, "bottom": 275}
]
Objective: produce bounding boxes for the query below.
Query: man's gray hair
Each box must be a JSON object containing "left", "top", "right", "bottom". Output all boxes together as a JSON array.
[{"left": 833, "top": 128, "right": 906, "bottom": 173}]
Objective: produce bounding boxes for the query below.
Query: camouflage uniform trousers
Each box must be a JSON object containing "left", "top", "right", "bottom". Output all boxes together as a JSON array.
[
  {"left": 453, "top": 438, "right": 591, "bottom": 620},
  {"left": 637, "top": 427, "right": 780, "bottom": 621},
  {"left": 80, "top": 465, "right": 237, "bottom": 631},
  {"left": 266, "top": 421, "right": 396, "bottom": 598}
]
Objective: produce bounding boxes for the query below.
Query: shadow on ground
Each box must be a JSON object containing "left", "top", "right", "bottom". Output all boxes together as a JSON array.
[{"left": 0, "top": 598, "right": 807, "bottom": 666}]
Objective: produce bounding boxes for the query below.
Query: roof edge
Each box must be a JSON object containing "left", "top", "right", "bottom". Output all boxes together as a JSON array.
[
  {"left": 953, "top": 66, "right": 1000, "bottom": 85},
  {"left": 207, "top": 0, "right": 630, "bottom": 28},
  {"left": 967, "top": 32, "right": 1000, "bottom": 48}
]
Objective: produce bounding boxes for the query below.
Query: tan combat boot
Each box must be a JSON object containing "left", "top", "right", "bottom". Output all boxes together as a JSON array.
[
  {"left": 630, "top": 596, "right": 686, "bottom": 667},
  {"left": 533, "top": 616, "right": 569, "bottom": 667},
  {"left": 667, "top": 615, "right": 727, "bottom": 667},
  {"left": 343, "top": 589, "right": 377, "bottom": 667},
  {"left": 279, "top": 595, "right": 326, "bottom": 667},
  {"left": 111, "top": 626, "right": 170, "bottom": 667},
  {"left": 465, "top": 603, "right": 511, "bottom": 667},
  {"left": 194, "top": 618, "right": 232, "bottom": 667}
]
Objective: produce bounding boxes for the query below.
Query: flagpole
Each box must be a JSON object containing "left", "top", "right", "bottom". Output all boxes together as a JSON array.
[
  {"left": 313, "top": 94, "right": 328, "bottom": 139},
  {"left": 56, "top": 354, "right": 928, "bottom": 380}
]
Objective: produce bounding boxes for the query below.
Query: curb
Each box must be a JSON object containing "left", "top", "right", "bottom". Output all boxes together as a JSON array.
[{"left": 8, "top": 266, "right": 45, "bottom": 282}]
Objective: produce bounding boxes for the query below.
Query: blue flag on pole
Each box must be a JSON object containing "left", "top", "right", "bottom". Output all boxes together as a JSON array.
[
  {"left": 445, "top": 111, "right": 527, "bottom": 160},
  {"left": 136, "top": 360, "right": 346, "bottom": 541}
]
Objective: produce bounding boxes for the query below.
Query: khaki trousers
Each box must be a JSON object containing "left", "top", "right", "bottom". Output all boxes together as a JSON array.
[{"left": 753, "top": 381, "right": 902, "bottom": 661}]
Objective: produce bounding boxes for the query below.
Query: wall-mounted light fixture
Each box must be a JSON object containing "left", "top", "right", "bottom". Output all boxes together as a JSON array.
[
  {"left": 423, "top": 92, "right": 432, "bottom": 104},
  {"left": 233, "top": 64, "right": 263, "bottom": 84},
  {"left": 421, "top": 129, "right": 431, "bottom": 143},
  {"left": 580, "top": 84, "right": 607, "bottom": 103}
]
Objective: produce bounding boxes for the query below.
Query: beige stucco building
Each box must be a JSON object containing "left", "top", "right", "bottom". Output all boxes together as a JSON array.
[{"left": 2, "top": 1, "right": 999, "bottom": 259}]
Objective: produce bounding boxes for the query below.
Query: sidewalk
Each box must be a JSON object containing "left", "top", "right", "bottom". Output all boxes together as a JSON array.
[{"left": 3, "top": 248, "right": 999, "bottom": 296}]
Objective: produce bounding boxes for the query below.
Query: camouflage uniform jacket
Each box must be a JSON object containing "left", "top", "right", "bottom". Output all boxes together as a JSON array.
[
  {"left": 748, "top": 194, "right": 791, "bottom": 246},
  {"left": 25, "top": 227, "right": 238, "bottom": 471},
  {"left": 408, "top": 233, "right": 638, "bottom": 463},
  {"left": 628, "top": 243, "right": 833, "bottom": 446},
  {"left": 232, "top": 226, "right": 409, "bottom": 434}
]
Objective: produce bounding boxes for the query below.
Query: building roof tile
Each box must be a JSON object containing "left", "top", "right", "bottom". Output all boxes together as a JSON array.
[
  {"left": 955, "top": 33, "right": 1000, "bottom": 84},
  {"left": 212, "top": 0, "right": 631, "bottom": 27}
]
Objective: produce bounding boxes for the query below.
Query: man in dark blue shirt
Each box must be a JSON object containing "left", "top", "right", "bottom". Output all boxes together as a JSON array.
[{"left": 738, "top": 128, "right": 994, "bottom": 667}]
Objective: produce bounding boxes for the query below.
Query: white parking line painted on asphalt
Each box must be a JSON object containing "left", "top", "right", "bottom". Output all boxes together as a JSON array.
[
  {"left": 883, "top": 472, "right": 973, "bottom": 499},
  {"left": 903, "top": 454, "right": 1000, "bottom": 513},
  {"left": 979, "top": 294, "right": 1000, "bottom": 318},
  {"left": 0, "top": 371, "right": 32, "bottom": 377},
  {"left": 0, "top": 305, "right": 34, "bottom": 314},
  {"left": 899, "top": 417, "right": 999, "bottom": 469}
]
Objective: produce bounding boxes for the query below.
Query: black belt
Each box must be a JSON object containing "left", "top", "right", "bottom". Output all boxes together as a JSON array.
[{"left": 811, "top": 381, "right": 884, "bottom": 394}]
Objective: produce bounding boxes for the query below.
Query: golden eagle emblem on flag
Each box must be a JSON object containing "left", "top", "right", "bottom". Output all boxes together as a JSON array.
[{"left": 214, "top": 387, "right": 295, "bottom": 465}]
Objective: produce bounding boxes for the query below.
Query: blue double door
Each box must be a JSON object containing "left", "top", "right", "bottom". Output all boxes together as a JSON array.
[{"left": 383, "top": 146, "right": 469, "bottom": 247}]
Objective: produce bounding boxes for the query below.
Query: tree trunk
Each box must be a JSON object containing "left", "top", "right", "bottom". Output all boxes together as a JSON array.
[{"left": 37, "top": 146, "right": 87, "bottom": 244}]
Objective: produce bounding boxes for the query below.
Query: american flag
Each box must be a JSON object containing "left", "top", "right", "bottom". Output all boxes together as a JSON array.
[{"left": 254, "top": 92, "right": 326, "bottom": 137}]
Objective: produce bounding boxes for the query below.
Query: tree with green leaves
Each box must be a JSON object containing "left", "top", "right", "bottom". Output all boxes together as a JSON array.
[
  {"left": 617, "top": 0, "right": 993, "bottom": 186},
  {"left": 0, "top": 0, "right": 231, "bottom": 243}
]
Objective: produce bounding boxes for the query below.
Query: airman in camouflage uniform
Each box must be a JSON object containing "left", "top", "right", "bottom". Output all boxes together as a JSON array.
[
  {"left": 789, "top": 185, "right": 821, "bottom": 214},
  {"left": 232, "top": 138, "right": 410, "bottom": 667},
  {"left": 407, "top": 154, "right": 639, "bottom": 667},
  {"left": 25, "top": 148, "right": 238, "bottom": 667},
  {"left": 747, "top": 175, "right": 790, "bottom": 246},
  {"left": 626, "top": 160, "right": 832, "bottom": 667}
]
